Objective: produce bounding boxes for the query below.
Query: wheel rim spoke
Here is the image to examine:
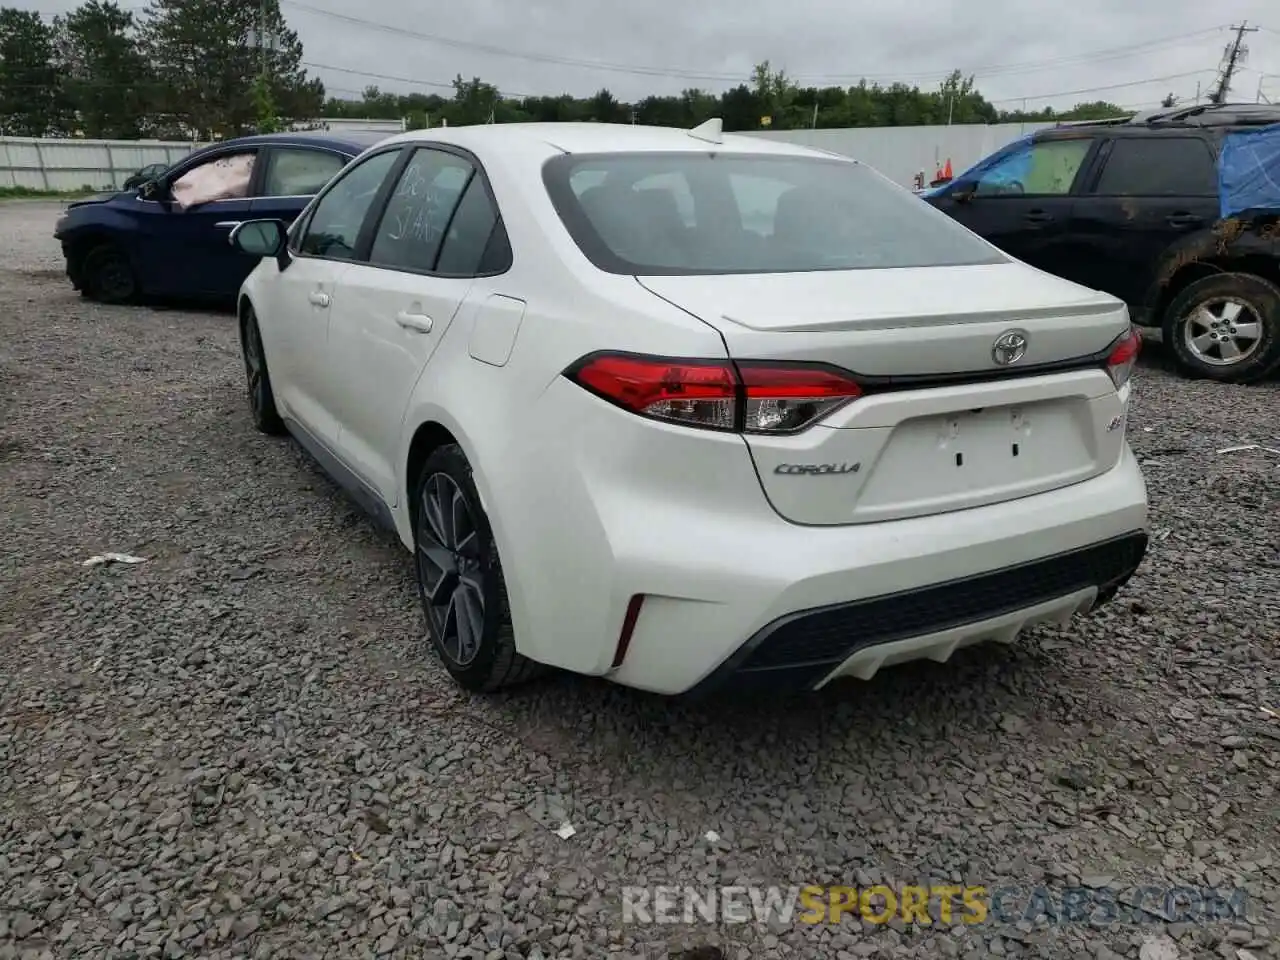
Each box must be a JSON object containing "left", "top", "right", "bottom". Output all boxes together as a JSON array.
[
  {"left": 455, "top": 529, "right": 479, "bottom": 561},
  {"left": 423, "top": 484, "right": 449, "bottom": 548},
  {"left": 442, "top": 596, "right": 463, "bottom": 661},
  {"left": 1190, "top": 306, "right": 1216, "bottom": 330},
  {"left": 1191, "top": 331, "right": 1216, "bottom": 353},
  {"left": 1234, "top": 320, "right": 1261, "bottom": 340},
  {"left": 455, "top": 583, "right": 484, "bottom": 662}
]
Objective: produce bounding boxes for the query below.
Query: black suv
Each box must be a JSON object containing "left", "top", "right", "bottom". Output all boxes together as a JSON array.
[{"left": 925, "top": 103, "right": 1280, "bottom": 383}]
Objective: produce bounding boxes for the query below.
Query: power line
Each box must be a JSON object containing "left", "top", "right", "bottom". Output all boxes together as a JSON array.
[
  {"left": 284, "top": 2, "right": 1236, "bottom": 87},
  {"left": 988, "top": 69, "right": 1218, "bottom": 105}
]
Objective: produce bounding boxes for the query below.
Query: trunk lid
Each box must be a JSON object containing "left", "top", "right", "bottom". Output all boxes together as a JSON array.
[
  {"left": 637, "top": 261, "right": 1126, "bottom": 376},
  {"left": 638, "top": 262, "right": 1133, "bottom": 526}
]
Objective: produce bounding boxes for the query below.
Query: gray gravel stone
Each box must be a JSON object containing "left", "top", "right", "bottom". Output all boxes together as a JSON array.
[{"left": 0, "top": 200, "right": 1277, "bottom": 960}]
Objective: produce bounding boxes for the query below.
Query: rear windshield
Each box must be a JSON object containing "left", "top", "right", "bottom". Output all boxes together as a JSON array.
[{"left": 542, "top": 151, "right": 1007, "bottom": 276}]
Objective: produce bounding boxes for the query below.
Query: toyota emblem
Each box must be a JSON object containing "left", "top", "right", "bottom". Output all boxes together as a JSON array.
[{"left": 992, "top": 329, "right": 1029, "bottom": 366}]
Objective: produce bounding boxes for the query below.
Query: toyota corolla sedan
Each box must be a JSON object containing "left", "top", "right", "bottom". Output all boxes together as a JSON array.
[{"left": 229, "top": 121, "right": 1149, "bottom": 696}]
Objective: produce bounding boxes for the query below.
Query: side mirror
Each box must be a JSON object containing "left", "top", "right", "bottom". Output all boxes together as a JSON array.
[
  {"left": 230, "top": 219, "right": 291, "bottom": 268},
  {"left": 138, "top": 179, "right": 159, "bottom": 199},
  {"left": 951, "top": 180, "right": 978, "bottom": 203}
]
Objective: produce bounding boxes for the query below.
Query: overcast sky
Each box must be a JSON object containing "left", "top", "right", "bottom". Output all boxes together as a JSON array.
[{"left": 18, "top": 0, "right": 1280, "bottom": 111}]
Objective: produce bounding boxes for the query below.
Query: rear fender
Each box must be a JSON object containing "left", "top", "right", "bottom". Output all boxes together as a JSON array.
[{"left": 1144, "top": 219, "right": 1280, "bottom": 323}]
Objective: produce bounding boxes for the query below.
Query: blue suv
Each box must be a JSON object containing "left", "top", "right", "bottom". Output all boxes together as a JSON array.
[{"left": 54, "top": 131, "right": 388, "bottom": 305}]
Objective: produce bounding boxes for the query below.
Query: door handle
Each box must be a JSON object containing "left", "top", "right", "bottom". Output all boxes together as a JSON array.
[
  {"left": 308, "top": 291, "right": 330, "bottom": 308},
  {"left": 1167, "top": 213, "right": 1203, "bottom": 228},
  {"left": 396, "top": 311, "right": 434, "bottom": 334},
  {"left": 214, "top": 220, "right": 242, "bottom": 229},
  {"left": 1024, "top": 210, "right": 1053, "bottom": 223}
]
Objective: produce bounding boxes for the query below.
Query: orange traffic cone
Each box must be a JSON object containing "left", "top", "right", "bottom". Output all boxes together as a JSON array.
[{"left": 943, "top": 158, "right": 953, "bottom": 179}]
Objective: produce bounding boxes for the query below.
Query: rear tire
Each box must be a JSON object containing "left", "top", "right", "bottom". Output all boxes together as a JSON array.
[
  {"left": 1163, "top": 272, "right": 1280, "bottom": 384},
  {"left": 240, "top": 306, "right": 286, "bottom": 436},
  {"left": 81, "top": 243, "right": 138, "bottom": 304},
  {"left": 412, "top": 444, "right": 543, "bottom": 692}
]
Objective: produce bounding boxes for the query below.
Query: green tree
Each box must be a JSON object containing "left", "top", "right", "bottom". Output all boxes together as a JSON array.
[
  {"left": 445, "top": 75, "right": 500, "bottom": 125},
  {"left": 586, "top": 88, "right": 626, "bottom": 123},
  {"left": 140, "top": 0, "right": 322, "bottom": 139},
  {"left": 751, "top": 60, "right": 795, "bottom": 127},
  {"left": 0, "top": 8, "right": 64, "bottom": 136},
  {"left": 52, "top": 0, "right": 151, "bottom": 138}
]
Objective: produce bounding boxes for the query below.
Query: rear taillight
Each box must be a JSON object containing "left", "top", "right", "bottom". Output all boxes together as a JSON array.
[
  {"left": 1105, "top": 326, "right": 1141, "bottom": 389},
  {"left": 565, "top": 353, "right": 863, "bottom": 434}
]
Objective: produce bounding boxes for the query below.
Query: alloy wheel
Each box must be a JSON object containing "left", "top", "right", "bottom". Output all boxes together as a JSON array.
[
  {"left": 243, "top": 318, "right": 266, "bottom": 415},
  {"left": 1183, "top": 297, "right": 1262, "bottom": 366},
  {"left": 416, "top": 472, "right": 486, "bottom": 667}
]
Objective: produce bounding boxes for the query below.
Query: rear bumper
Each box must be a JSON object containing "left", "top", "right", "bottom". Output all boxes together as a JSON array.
[
  {"left": 599, "top": 445, "right": 1148, "bottom": 696},
  {"left": 686, "top": 531, "right": 1146, "bottom": 697}
]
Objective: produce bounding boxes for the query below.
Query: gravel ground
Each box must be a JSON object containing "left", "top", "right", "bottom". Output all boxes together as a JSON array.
[{"left": 1, "top": 199, "right": 1277, "bottom": 960}]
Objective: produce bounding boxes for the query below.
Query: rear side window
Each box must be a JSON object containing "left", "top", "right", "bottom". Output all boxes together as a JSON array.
[
  {"left": 1092, "top": 137, "right": 1217, "bottom": 196},
  {"left": 543, "top": 152, "right": 1006, "bottom": 276},
  {"left": 263, "top": 147, "right": 348, "bottom": 197},
  {"left": 369, "top": 148, "right": 473, "bottom": 272}
]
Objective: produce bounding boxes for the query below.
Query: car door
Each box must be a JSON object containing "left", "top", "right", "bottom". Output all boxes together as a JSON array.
[
  {"left": 260, "top": 147, "right": 404, "bottom": 447},
  {"left": 132, "top": 147, "right": 261, "bottom": 298},
  {"left": 249, "top": 144, "right": 352, "bottom": 229},
  {"left": 1067, "top": 134, "right": 1220, "bottom": 309},
  {"left": 928, "top": 136, "right": 1098, "bottom": 279},
  {"left": 322, "top": 146, "right": 511, "bottom": 504}
]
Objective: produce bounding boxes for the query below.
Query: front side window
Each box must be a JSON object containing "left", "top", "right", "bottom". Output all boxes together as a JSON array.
[
  {"left": 263, "top": 147, "right": 349, "bottom": 197},
  {"left": 973, "top": 139, "right": 1093, "bottom": 197},
  {"left": 544, "top": 151, "right": 1007, "bottom": 276},
  {"left": 171, "top": 151, "right": 256, "bottom": 209},
  {"left": 297, "top": 149, "right": 400, "bottom": 260}
]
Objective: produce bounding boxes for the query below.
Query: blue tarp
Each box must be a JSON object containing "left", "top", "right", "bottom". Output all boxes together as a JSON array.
[{"left": 1219, "top": 122, "right": 1280, "bottom": 219}]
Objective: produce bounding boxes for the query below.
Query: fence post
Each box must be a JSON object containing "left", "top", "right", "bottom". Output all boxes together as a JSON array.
[
  {"left": 104, "top": 142, "right": 115, "bottom": 190},
  {"left": 0, "top": 138, "right": 13, "bottom": 189},
  {"left": 31, "top": 140, "right": 50, "bottom": 191}
]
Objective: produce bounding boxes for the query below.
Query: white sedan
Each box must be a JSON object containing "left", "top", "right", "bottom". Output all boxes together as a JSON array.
[{"left": 230, "top": 120, "right": 1149, "bottom": 696}]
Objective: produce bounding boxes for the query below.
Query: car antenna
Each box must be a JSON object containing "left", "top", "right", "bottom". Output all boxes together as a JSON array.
[{"left": 688, "top": 118, "right": 723, "bottom": 145}]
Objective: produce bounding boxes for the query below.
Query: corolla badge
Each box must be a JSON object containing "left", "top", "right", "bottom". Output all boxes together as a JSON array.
[
  {"left": 992, "top": 329, "right": 1030, "bottom": 366},
  {"left": 774, "top": 463, "right": 861, "bottom": 475}
]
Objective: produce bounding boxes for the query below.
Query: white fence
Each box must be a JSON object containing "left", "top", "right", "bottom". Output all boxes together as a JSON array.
[
  {"left": 0, "top": 137, "right": 204, "bottom": 192},
  {"left": 741, "top": 121, "right": 1057, "bottom": 187},
  {"left": 1, "top": 121, "right": 1056, "bottom": 194}
]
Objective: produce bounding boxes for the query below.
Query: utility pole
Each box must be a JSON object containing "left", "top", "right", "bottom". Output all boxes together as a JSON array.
[
  {"left": 248, "top": 0, "right": 279, "bottom": 86},
  {"left": 247, "top": 0, "right": 280, "bottom": 130},
  {"left": 1210, "top": 21, "right": 1258, "bottom": 104}
]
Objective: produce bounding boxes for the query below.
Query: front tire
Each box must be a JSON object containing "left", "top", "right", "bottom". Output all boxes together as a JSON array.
[
  {"left": 81, "top": 243, "right": 138, "bottom": 304},
  {"left": 240, "top": 306, "right": 286, "bottom": 436},
  {"left": 413, "top": 445, "right": 542, "bottom": 692},
  {"left": 1163, "top": 272, "right": 1280, "bottom": 384}
]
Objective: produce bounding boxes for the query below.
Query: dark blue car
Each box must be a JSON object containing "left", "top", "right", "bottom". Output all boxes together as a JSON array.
[{"left": 54, "top": 131, "right": 388, "bottom": 304}]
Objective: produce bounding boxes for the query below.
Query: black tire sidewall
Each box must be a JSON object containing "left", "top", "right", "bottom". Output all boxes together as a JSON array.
[
  {"left": 83, "top": 245, "right": 137, "bottom": 304},
  {"left": 240, "top": 308, "right": 284, "bottom": 434},
  {"left": 413, "top": 446, "right": 511, "bottom": 690},
  {"left": 1163, "top": 272, "right": 1280, "bottom": 383}
]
